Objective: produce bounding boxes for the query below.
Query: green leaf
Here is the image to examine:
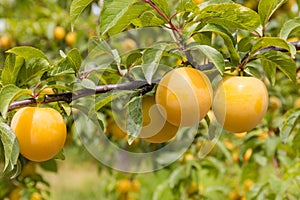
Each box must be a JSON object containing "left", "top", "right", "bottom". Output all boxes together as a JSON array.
[
  {"left": 126, "top": 95, "right": 142, "bottom": 144},
  {"left": 151, "top": 0, "right": 170, "bottom": 17},
  {"left": 280, "top": 17, "right": 300, "bottom": 40},
  {"left": 6, "top": 46, "right": 48, "bottom": 61},
  {"left": 39, "top": 159, "right": 58, "bottom": 172},
  {"left": 238, "top": 36, "right": 255, "bottom": 52},
  {"left": 0, "top": 121, "right": 19, "bottom": 171},
  {"left": 251, "top": 37, "right": 292, "bottom": 54},
  {"left": 258, "top": 0, "right": 287, "bottom": 27},
  {"left": 199, "top": 0, "right": 233, "bottom": 9},
  {"left": 80, "top": 79, "right": 96, "bottom": 90},
  {"left": 279, "top": 108, "right": 300, "bottom": 143},
  {"left": 215, "top": 140, "right": 232, "bottom": 162},
  {"left": 265, "top": 137, "right": 281, "bottom": 157},
  {"left": 261, "top": 58, "right": 276, "bottom": 85},
  {"left": 268, "top": 175, "right": 288, "bottom": 196},
  {"left": 188, "top": 44, "right": 225, "bottom": 74},
  {"left": 17, "top": 57, "right": 50, "bottom": 86},
  {"left": 193, "top": 32, "right": 212, "bottom": 46},
  {"left": 292, "top": 131, "right": 300, "bottom": 154},
  {"left": 108, "top": 4, "right": 151, "bottom": 36},
  {"left": 132, "top": 11, "right": 165, "bottom": 28},
  {"left": 70, "top": 0, "right": 94, "bottom": 30},
  {"left": 199, "top": 24, "right": 240, "bottom": 65},
  {"left": 153, "top": 181, "right": 169, "bottom": 200},
  {"left": 92, "top": 90, "right": 133, "bottom": 112},
  {"left": 1, "top": 54, "right": 24, "bottom": 86},
  {"left": 99, "top": 0, "right": 150, "bottom": 37},
  {"left": 244, "top": 66, "right": 262, "bottom": 78},
  {"left": 202, "top": 157, "right": 225, "bottom": 175},
  {"left": 66, "top": 49, "right": 82, "bottom": 74},
  {"left": 126, "top": 52, "right": 142, "bottom": 67},
  {"left": 0, "top": 85, "right": 32, "bottom": 118},
  {"left": 168, "top": 165, "right": 186, "bottom": 188},
  {"left": 5, "top": 46, "right": 49, "bottom": 86},
  {"left": 142, "top": 43, "right": 167, "bottom": 84},
  {"left": 255, "top": 50, "right": 296, "bottom": 83},
  {"left": 198, "top": 3, "right": 261, "bottom": 33},
  {"left": 50, "top": 49, "right": 82, "bottom": 77},
  {"left": 176, "top": 0, "right": 198, "bottom": 12}
]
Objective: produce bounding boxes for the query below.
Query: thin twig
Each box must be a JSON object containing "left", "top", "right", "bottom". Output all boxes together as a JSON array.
[{"left": 272, "top": 156, "right": 281, "bottom": 178}]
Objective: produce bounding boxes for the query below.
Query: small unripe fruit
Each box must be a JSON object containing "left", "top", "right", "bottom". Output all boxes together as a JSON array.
[
  {"left": 131, "top": 180, "right": 140, "bottom": 192},
  {"left": 294, "top": 97, "right": 300, "bottom": 108},
  {"left": 54, "top": 26, "right": 66, "bottom": 41},
  {"left": 30, "top": 192, "right": 42, "bottom": 200},
  {"left": 106, "top": 120, "right": 127, "bottom": 140},
  {"left": 269, "top": 96, "right": 282, "bottom": 111},
  {"left": 117, "top": 179, "right": 132, "bottom": 193},
  {"left": 0, "top": 35, "right": 13, "bottom": 49},
  {"left": 243, "top": 148, "right": 253, "bottom": 162},
  {"left": 65, "top": 32, "right": 76, "bottom": 46},
  {"left": 193, "top": 0, "right": 203, "bottom": 4},
  {"left": 121, "top": 38, "right": 137, "bottom": 51}
]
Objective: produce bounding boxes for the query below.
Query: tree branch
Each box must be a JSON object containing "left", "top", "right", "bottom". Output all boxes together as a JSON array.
[
  {"left": 9, "top": 80, "right": 157, "bottom": 111},
  {"left": 8, "top": 41, "right": 300, "bottom": 111}
]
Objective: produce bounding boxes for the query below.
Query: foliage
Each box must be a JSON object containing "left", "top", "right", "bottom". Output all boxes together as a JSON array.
[{"left": 0, "top": 0, "right": 300, "bottom": 199}]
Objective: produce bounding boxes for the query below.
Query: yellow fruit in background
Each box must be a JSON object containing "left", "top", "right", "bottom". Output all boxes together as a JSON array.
[
  {"left": 229, "top": 188, "right": 241, "bottom": 200},
  {"left": 287, "top": 37, "right": 299, "bottom": 42},
  {"left": 257, "top": 131, "right": 269, "bottom": 141},
  {"left": 224, "top": 140, "right": 235, "bottom": 151},
  {"left": 187, "top": 181, "right": 198, "bottom": 194},
  {"left": 243, "top": 148, "right": 253, "bottom": 162},
  {"left": 117, "top": 179, "right": 132, "bottom": 193},
  {"left": 11, "top": 107, "right": 67, "bottom": 162},
  {"left": 19, "top": 162, "right": 36, "bottom": 177},
  {"left": 243, "top": 0, "right": 259, "bottom": 10},
  {"left": 53, "top": 26, "right": 66, "bottom": 41},
  {"left": 139, "top": 96, "right": 178, "bottom": 143},
  {"left": 155, "top": 67, "right": 213, "bottom": 127},
  {"left": 213, "top": 76, "right": 268, "bottom": 133},
  {"left": 234, "top": 132, "right": 247, "bottom": 139},
  {"left": 131, "top": 180, "right": 140, "bottom": 192},
  {"left": 0, "top": 35, "right": 13, "bottom": 49},
  {"left": 107, "top": 120, "right": 127, "bottom": 140},
  {"left": 244, "top": 179, "right": 254, "bottom": 192},
  {"left": 8, "top": 187, "right": 21, "bottom": 200},
  {"left": 183, "top": 153, "right": 195, "bottom": 162},
  {"left": 232, "top": 151, "right": 239, "bottom": 163},
  {"left": 192, "top": 0, "right": 202, "bottom": 5},
  {"left": 294, "top": 97, "right": 300, "bottom": 108},
  {"left": 40, "top": 88, "right": 54, "bottom": 95},
  {"left": 269, "top": 96, "right": 282, "bottom": 111},
  {"left": 121, "top": 38, "right": 137, "bottom": 52},
  {"left": 65, "top": 32, "right": 76, "bottom": 46},
  {"left": 30, "top": 192, "right": 42, "bottom": 200}
]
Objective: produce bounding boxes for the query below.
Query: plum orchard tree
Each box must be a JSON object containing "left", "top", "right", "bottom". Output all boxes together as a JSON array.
[{"left": 0, "top": 0, "right": 300, "bottom": 199}]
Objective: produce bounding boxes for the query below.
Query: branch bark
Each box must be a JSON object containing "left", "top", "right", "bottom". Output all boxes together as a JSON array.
[{"left": 9, "top": 80, "right": 156, "bottom": 111}]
